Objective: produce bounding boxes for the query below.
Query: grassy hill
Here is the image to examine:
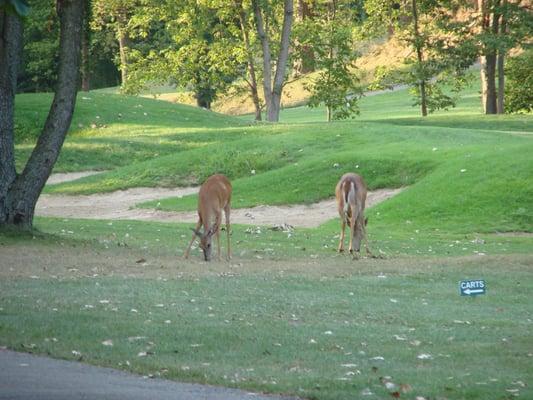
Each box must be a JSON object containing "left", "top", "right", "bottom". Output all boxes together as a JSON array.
[
  {"left": 12, "top": 79, "right": 533, "bottom": 261},
  {"left": 16, "top": 79, "right": 531, "bottom": 234}
]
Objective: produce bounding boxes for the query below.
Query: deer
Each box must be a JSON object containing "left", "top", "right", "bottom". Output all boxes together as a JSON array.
[
  {"left": 335, "top": 173, "right": 371, "bottom": 258},
  {"left": 184, "top": 174, "right": 232, "bottom": 261}
]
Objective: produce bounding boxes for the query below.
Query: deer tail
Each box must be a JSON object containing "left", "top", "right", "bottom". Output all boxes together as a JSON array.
[{"left": 343, "top": 181, "right": 356, "bottom": 214}]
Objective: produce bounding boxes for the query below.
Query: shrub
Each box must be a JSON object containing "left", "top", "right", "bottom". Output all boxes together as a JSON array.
[{"left": 505, "top": 49, "right": 533, "bottom": 114}]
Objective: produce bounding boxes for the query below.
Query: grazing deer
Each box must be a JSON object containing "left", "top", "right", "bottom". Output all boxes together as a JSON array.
[
  {"left": 335, "top": 173, "right": 370, "bottom": 258},
  {"left": 184, "top": 174, "right": 232, "bottom": 261}
]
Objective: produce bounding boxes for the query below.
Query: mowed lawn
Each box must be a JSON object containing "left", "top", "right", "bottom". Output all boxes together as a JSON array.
[{"left": 2, "top": 83, "right": 532, "bottom": 399}]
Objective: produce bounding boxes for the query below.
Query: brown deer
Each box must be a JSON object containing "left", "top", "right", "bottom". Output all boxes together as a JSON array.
[
  {"left": 335, "top": 173, "right": 370, "bottom": 258},
  {"left": 184, "top": 174, "right": 232, "bottom": 261}
]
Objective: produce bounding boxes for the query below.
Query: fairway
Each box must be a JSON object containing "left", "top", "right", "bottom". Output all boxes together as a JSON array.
[
  {"left": 1, "top": 239, "right": 532, "bottom": 400},
  {"left": 2, "top": 82, "right": 533, "bottom": 400}
]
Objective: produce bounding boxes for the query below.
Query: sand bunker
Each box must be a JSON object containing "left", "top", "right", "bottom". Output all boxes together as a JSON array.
[{"left": 37, "top": 172, "right": 402, "bottom": 228}]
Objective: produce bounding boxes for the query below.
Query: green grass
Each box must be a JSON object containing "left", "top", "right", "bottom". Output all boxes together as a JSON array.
[
  {"left": 4, "top": 80, "right": 533, "bottom": 399},
  {"left": 1, "top": 232, "right": 532, "bottom": 400},
  {"left": 6, "top": 214, "right": 528, "bottom": 261},
  {"left": 14, "top": 91, "right": 243, "bottom": 171},
  {"left": 14, "top": 81, "right": 533, "bottom": 238}
]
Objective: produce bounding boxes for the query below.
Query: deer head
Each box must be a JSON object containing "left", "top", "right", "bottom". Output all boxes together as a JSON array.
[
  {"left": 191, "top": 227, "right": 215, "bottom": 261},
  {"left": 184, "top": 174, "right": 232, "bottom": 262}
]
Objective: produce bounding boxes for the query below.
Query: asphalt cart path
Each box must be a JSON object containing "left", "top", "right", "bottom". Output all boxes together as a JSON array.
[{"left": 0, "top": 349, "right": 297, "bottom": 400}]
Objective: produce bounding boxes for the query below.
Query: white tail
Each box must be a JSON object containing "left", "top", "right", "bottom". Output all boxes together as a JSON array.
[
  {"left": 184, "top": 174, "right": 232, "bottom": 261},
  {"left": 335, "top": 173, "right": 370, "bottom": 258},
  {"left": 343, "top": 182, "right": 355, "bottom": 215}
]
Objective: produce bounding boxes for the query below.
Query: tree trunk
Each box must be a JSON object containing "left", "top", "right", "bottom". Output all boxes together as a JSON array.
[
  {"left": 478, "top": 0, "right": 498, "bottom": 114},
  {"left": 81, "top": 29, "right": 90, "bottom": 91},
  {"left": 481, "top": 54, "right": 497, "bottom": 113},
  {"left": 411, "top": 0, "right": 427, "bottom": 117},
  {"left": 0, "top": 12, "right": 22, "bottom": 225},
  {"left": 293, "top": 0, "right": 314, "bottom": 76},
  {"left": 81, "top": 0, "right": 91, "bottom": 91},
  {"left": 1, "top": 0, "right": 84, "bottom": 230},
  {"left": 497, "top": 0, "right": 506, "bottom": 114},
  {"left": 236, "top": 0, "right": 262, "bottom": 121},
  {"left": 253, "top": 0, "right": 294, "bottom": 122},
  {"left": 496, "top": 56, "right": 504, "bottom": 115},
  {"left": 117, "top": 19, "right": 129, "bottom": 87},
  {"left": 248, "top": 68, "right": 263, "bottom": 122},
  {"left": 269, "top": 0, "right": 294, "bottom": 122},
  {"left": 252, "top": 0, "right": 273, "bottom": 119}
]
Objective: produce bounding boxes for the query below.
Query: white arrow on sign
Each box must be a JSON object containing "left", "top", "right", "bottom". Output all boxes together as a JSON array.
[{"left": 464, "top": 288, "right": 484, "bottom": 295}]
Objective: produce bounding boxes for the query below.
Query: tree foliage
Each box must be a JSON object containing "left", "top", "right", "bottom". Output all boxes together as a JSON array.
[
  {"left": 0, "top": 0, "right": 30, "bottom": 16},
  {"left": 302, "top": 1, "right": 362, "bottom": 121},
  {"left": 505, "top": 48, "right": 533, "bottom": 114},
  {"left": 16, "top": 0, "right": 119, "bottom": 92},
  {"left": 364, "top": 0, "right": 476, "bottom": 116},
  {"left": 19, "top": 0, "right": 58, "bottom": 92},
  {"left": 121, "top": 1, "right": 243, "bottom": 109}
]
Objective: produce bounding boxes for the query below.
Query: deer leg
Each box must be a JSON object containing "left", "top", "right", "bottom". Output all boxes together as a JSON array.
[
  {"left": 215, "top": 214, "right": 222, "bottom": 261},
  {"left": 362, "top": 224, "right": 375, "bottom": 258},
  {"left": 184, "top": 219, "right": 202, "bottom": 259},
  {"left": 353, "top": 220, "right": 364, "bottom": 260},
  {"left": 225, "top": 205, "right": 231, "bottom": 260},
  {"left": 338, "top": 218, "right": 346, "bottom": 252},
  {"left": 348, "top": 210, "right": 356, "bottom": 254}
]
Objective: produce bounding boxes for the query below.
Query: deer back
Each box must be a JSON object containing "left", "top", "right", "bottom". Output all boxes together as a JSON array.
[
  {"left": 198, "top": 174, "right": 232, "bottom": 227},
  {"left": 335, "top": 173, "right": 367, "bottom": 218}
]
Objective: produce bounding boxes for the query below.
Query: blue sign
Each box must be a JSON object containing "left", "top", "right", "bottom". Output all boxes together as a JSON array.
[{"left": 459, "top": 279, "right": 486, "bottom": 296}]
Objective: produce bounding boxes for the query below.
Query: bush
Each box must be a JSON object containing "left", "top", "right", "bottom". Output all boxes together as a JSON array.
[{"left": 505, "top": 49, "right": 533, "bottom": 114}]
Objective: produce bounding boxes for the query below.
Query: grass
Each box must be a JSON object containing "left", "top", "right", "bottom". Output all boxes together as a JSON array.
[
  {"left": 13, "top": 79, "right": 533, "bottom": 245},
  {"left": 1, "top": 232, "right": 532, "bottom": 400},
  {"left": 3, "top": 78, "right": 533, "bottom": 399},
  {"left": 14, "top": 91, "right": 243, "bottom": 171},
  {"left": 16, "top": 82, "right": 531, "bottom": 236}
]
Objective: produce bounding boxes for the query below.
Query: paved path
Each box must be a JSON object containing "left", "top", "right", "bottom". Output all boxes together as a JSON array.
[{"left": 0, "top": 350, "right": 296, "bottom": 400}]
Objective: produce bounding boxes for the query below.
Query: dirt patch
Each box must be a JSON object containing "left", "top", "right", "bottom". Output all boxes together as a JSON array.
[
  {"left": 490, "top": 232, "right": 533, "bottom": 238},
  {"left": 46, "top": 171, "right": 106, "bottom": 185},
  {"left": 2, "top": 240, "right": 532, "bottom": 280},
  {"left": 36, "top": 186, "right": 199, "bottom": 221},
  {"left": 37, "top": 185, "right": 402, "bottom": 229}
]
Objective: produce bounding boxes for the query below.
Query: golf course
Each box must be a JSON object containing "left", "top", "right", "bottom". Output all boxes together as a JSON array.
[{"left": 1, "top": 78, "right": 532, "bottom": 399}]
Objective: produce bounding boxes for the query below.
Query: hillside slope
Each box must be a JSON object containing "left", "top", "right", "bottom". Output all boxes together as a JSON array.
[{"left": 14, "top": 81, "right": 533, "bottom": 236}]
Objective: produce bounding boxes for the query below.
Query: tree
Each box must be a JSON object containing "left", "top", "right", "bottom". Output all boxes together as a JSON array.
[
  {"left": 475, "top": 0, "right": 532, "bottom": 114},
  {"left": 252, "top": 0, "right": 294, "bottom": 122},
  {"left": 16, "top": 0, "right": 118, "bottom": 92},
  {"left": 304, "top": 0, "right": 362, "bottom": 121},
  {"left": 234, "top": 0, "right": 263, "bottom": 120},
  {"left": 504, "top": 48, "right": 533, "bottom": 113},
  {"left": 0, "top": 0, "right": 84, "bottom": 230},
  {"left": 364, "top": 0, "right": 475, "bottom": 116},
  {"left": 92, "top": 0, "right": 138, "bottom": 87},
  {"left": 80, "top": 0, "right": 91, "bottom": 91},
  {"left": 292, "top": 0, "right": 315, "bottom": 76},
  {"left": 123, "top": 1, "right": 242, "bottom": 109},
  {"left": 18, "top": 0, "right": 59, "bottom": 92}
]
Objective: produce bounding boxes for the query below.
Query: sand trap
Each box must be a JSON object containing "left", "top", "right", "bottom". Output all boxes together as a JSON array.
[
  {"left": 46, "top": 170, "right": 106, "bottom": 185},
  {"left": 37, "top": 172, "right": 403, "bottom": 228}
]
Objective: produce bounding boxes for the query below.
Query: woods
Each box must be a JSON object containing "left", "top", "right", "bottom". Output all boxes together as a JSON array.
[{"left": 12, "top": 1, "right": 533, "bottom": 116}]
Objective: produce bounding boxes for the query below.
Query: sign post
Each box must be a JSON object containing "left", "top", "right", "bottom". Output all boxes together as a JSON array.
[{"left": 459, "top": 279, "right": 486, "bottom": 296}]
